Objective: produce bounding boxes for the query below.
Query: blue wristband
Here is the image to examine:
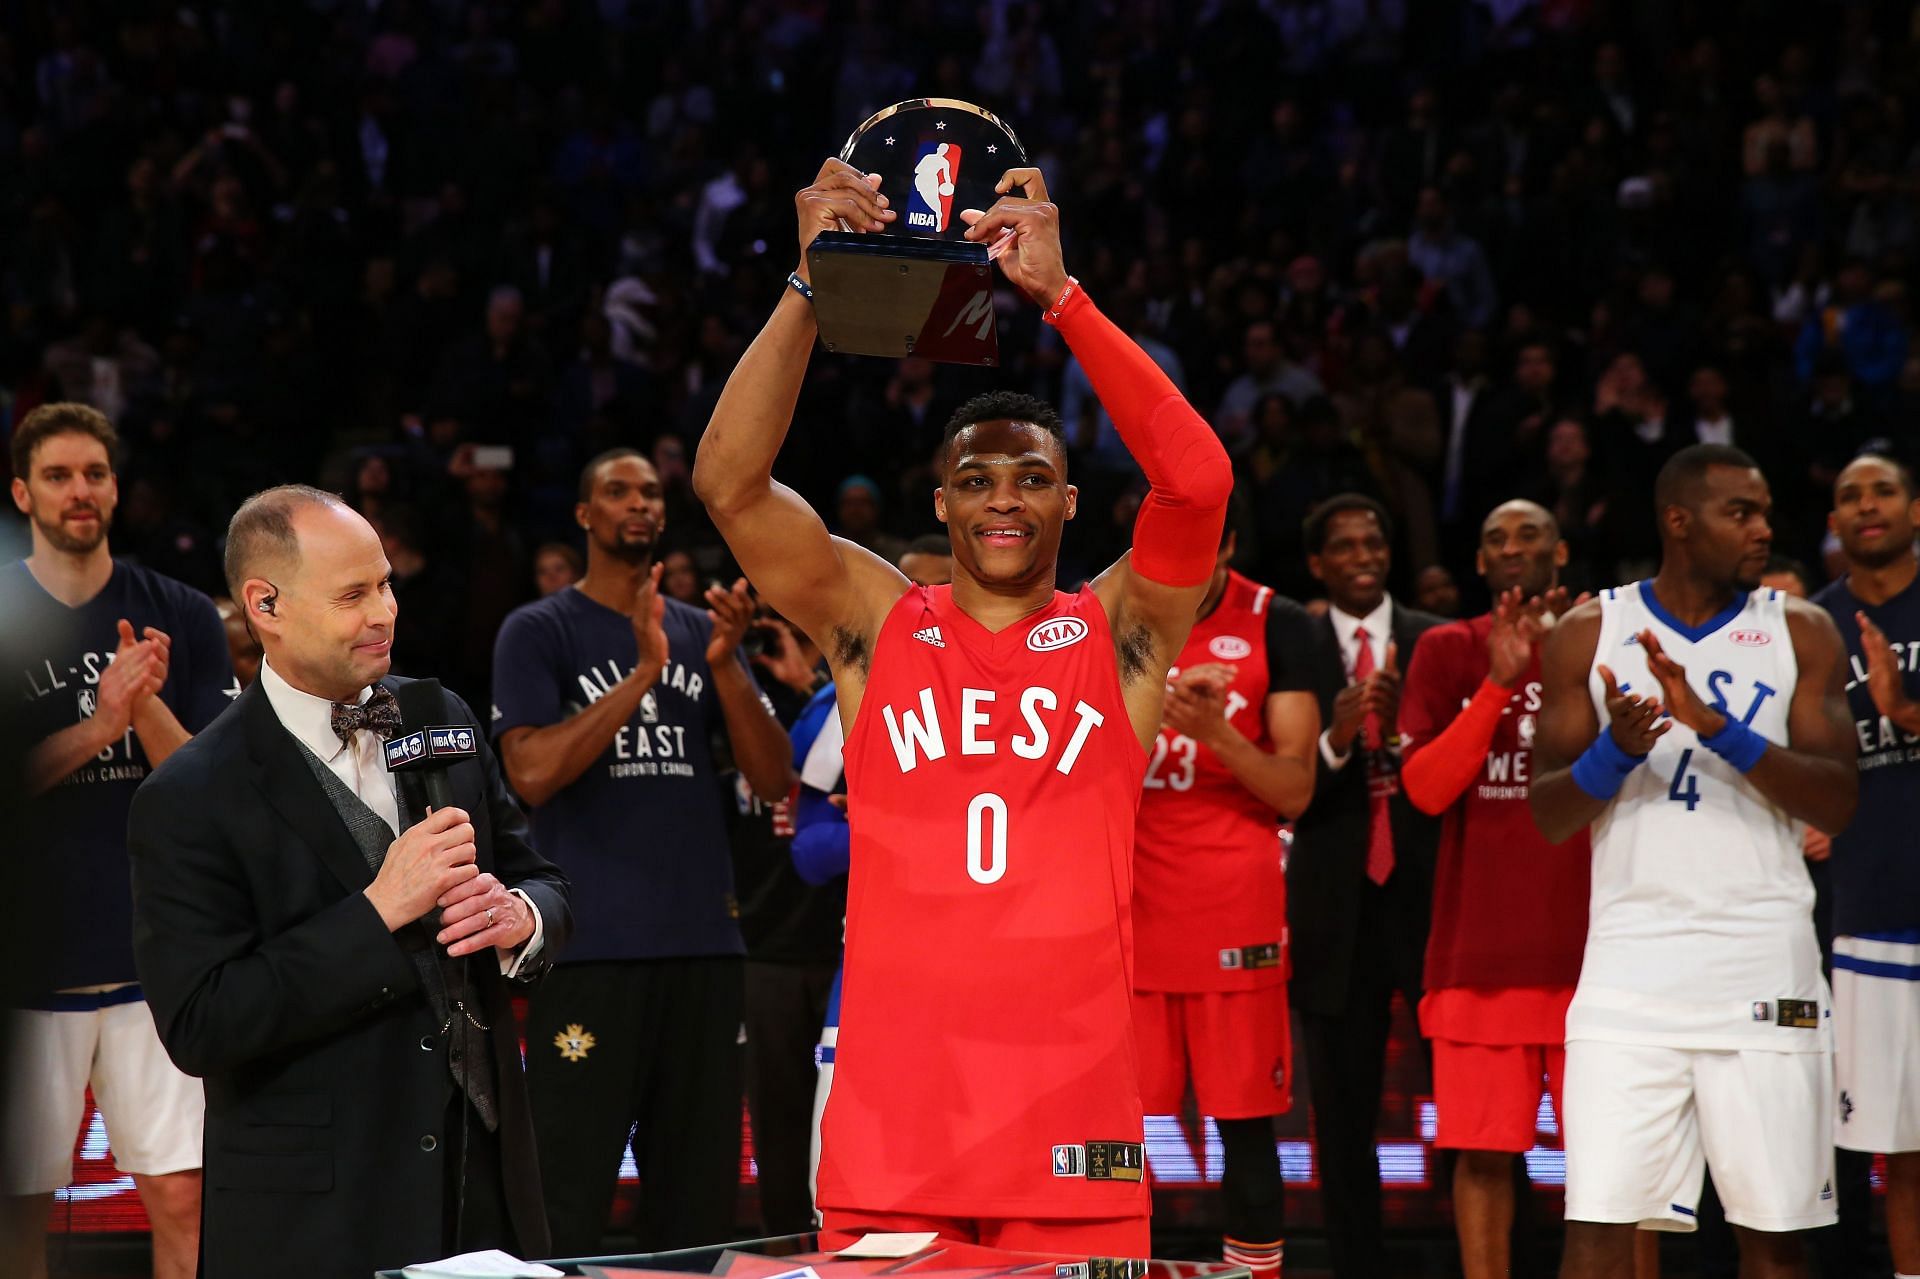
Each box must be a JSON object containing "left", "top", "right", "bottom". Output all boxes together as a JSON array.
[
  {"left": 1570, "top": 728, "right": 1646, "bottom": 801},
  {"left": 786, "top": 270, "right": 814, "bottom": 303},
  {"left": 1699, "top": 716, "right": 1768, "bottom": 773}
]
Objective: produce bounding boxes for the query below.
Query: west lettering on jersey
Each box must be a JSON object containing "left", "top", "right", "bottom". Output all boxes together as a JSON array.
[
  {"left": 825, "top": 584, "right": 1148, "bottom": 1218},
  {"left": 881, "top": 684, "right": 1106, "bottom": 776}
]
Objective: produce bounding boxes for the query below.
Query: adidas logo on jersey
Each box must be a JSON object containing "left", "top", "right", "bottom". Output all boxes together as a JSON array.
[{"left": 912, "top": 626, "right": 946, "bottom": 648}]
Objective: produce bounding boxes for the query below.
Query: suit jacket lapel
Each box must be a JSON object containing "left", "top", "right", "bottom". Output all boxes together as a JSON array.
[{"left": 241, "top": 682, "right": 380, "bottom": 895}]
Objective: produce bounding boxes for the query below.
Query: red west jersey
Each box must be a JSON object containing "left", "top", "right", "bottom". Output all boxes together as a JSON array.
[
  {"left": 818, "top": 584, "right": 1150, "bottom": 1219},
  {"left": 1133, "top": 572, "right": 1291, "bottom": 992},
  {"left": 1398, "top": 615, "right": 1590, "bottom": 993}
]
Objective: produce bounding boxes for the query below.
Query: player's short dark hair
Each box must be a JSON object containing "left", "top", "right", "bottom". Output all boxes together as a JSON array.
[
  {"left": 224, "top": 484, "right": 346, "bottom": 598},
  {"left": 10, "top": 402, "right": 118, "bottom": 480},
  {"left": 1303, "top": 493, "right": 1393, "bottom": 554},
  {"left": 904, "top": 533, "right": 952, "bottom": 558},
  {"left": 940, "top": 392, "right": 1067, "bottom": 468},
  {"left": 1654, "top": 443, "right": 1761, "bottom": 514},
  {"left": 578, "top": 447, "right": 647, "bottom": 502},
  {"left": 1840, "top": 452, "right": 1918, "bottom": 499}
]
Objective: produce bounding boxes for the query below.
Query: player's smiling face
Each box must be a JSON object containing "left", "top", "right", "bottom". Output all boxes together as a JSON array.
[
  {"left": 1476, "top": 503, "right": 1565, "bottom": 598},
  {"left": 13, "top": 432, "right": 116, "bottom": 555},
  {"left": 936, "top": 419, "right": 1075, "bottom": 589},
  {"left": 1831, "top": 456, "right": 1918, "bottom": 569},
  {"left": 1309, "top": 509, "right": 1390, "bottom": 616}
]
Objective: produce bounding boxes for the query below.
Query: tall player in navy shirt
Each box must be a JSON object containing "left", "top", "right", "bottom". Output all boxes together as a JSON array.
[
  {"left": 491, "top": 448, "right": 793, "bottom": 1254},
  {"left": 0, "top": 404, "right": 234, "bottom": 1279},
  {"left": 1812, "top": 453, "right": 1920, "bottom": 1279}
]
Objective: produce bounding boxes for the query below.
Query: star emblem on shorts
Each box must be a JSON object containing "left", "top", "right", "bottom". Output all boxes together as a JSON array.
[
  {"left": 987, "top": 144, "right": 998, "bottom": 153},
  {"left": 935, "top": 121, "right": 946, "bottom": 130},
  {"left": 554, "top": 1023, "right": 596, "bottom": 1063},
  {"left": 885, "top": 136, "right": 894, "bottom": 146}
]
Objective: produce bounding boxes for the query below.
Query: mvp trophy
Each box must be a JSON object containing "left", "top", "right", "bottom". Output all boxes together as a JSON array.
[{"left": 806, "top": 98, "right": 1028, "bottom": 366}]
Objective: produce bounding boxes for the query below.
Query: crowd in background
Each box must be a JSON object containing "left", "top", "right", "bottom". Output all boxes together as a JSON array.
[{"left": 6, "top": 0, "right": 1920, "bottom": 700}]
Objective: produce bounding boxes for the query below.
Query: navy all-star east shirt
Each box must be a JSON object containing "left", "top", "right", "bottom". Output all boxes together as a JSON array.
[
  {"left": 492, "top": 586, "right": 760, "bottom": 962},
  {"left": 2, "top": 559, "right": 237, "bottom": 993},
  {"left": 1813, "top": 572, "right": 1920, "bottom": 938}
]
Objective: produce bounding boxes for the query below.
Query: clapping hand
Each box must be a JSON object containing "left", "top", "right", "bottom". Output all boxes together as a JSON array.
[{"left": 1597, "top": 662, "right": 1671, "bottom": 755}]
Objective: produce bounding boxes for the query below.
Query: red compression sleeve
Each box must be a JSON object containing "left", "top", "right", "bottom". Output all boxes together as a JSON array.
[
  {"left": 1400, "top": 677, "right": 1512, "bottom": 815},
  {"left": 1046, "top": 280, "right": 1232, "bottom": 586}
]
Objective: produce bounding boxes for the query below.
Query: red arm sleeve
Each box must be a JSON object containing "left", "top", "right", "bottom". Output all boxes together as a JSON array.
[
  {"left": 1400, "top": 677, "right": 1512, "bottom": 815},
  {"left": 1045, "top": 281, "right": 1232, "bottom": 586}
]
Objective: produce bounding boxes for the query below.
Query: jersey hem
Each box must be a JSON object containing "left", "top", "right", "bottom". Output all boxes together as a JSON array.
[
  {"left": 1564, "top": 1029, "right": 1830, "bottom": 1053},
  {"left": 816, "top": 1191, "right": 1150, "bottom": 1219}
]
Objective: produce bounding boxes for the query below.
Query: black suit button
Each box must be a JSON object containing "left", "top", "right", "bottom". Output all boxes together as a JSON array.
[
  {"left": 420, "top": 1134, "right": 438, "bottom": 1152},
  {"left": 419, "top": 1035, "right": 436, "bottom": 1052}
]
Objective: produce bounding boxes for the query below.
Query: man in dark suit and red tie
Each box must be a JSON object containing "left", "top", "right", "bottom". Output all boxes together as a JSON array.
[
  {"left": 128, "top": 485, "right": 569, "bottom": 1279},
  {"left": 1285, "top": 494, "right": 1443, "bottom": 1279}
]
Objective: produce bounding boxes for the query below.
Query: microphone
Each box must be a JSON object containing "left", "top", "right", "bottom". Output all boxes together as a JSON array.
[{"left": 383, "top": 679, "right": 479, "bottom": 814}]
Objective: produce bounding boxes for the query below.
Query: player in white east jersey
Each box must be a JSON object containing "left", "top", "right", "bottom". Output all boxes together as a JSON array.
[{"left": 1531, "top": 444, "right": 1858, "bottom": 1279}]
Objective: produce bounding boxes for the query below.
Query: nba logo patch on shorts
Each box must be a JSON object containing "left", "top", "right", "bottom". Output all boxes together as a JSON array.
[
  {"left": 906, "top": 141, "right": 963, "bottom": 232},
  {"left": 1052, "top": 1144, "right": 1086, "bottom": 1177}
]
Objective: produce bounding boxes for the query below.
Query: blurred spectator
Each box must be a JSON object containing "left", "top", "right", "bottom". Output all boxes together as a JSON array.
[
  {"left": 1794, "top": 257, "right": 1908, "bottom": 391},
  {"left": 662, "top": 548, "right": 704, "bottom": 605},
  {"left": 1414, "top": 564, "right": 1462, "bottom": 617},
  {"left": 832, "top": 476, "right": 907, "bottom": 565},
  {"left": 42, "top": 316, "right": 159, "bottom": 422},
  {"left": 212, "top": 597, "right": 263, "bottom": 689},
  {"left": 1742, "top": 74, "right": 1819, "bottom": 176},
  {"left": 534, "top": 542, "right": 583, "bottom": 596},
  {"left": 445, "top": 455, "right": 531, "bottom": 709},
  {"left": 1217, "top": 320, "right": 1325, "bottom": 451},
  {"left": 1407, "top": 187, "right": 1498, "bottom": 331},
  {"left": 429, "top": 285, "right": 554, "bottom": 447}
]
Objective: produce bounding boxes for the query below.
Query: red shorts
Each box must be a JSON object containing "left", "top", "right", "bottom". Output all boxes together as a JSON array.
[
  {"left": 1431, "top": 1039, "right": 1564, "bottom": 1153},
  {"left": 1132, "top": 985, "right": 1291, "bottom": 1120},
  {"left": 820, "top": 1207, "right": 1152, "bottom": 1259},
  {"left": 1421, "top": 986, "right": 1574, "bottom": 1154}
]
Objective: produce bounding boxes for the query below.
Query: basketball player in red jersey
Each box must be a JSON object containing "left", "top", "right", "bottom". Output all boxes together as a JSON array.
[
  {"left": 692, "top": 159, "right": 1233, "bottom": 1257},
  {"left": 1397, "top": 500, "right": 1591, "bottom": 1279},
  {"left": 1132, "top": 527, "right": 1321, "bottom": 1279}
]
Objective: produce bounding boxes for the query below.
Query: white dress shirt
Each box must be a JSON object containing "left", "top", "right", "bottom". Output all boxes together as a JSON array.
[
  {"left": 259, "top": 660, "right": 542, "bottom": 975},
  {"left": 1319, "top": 596, "right": 1395, "bottom": 771}
]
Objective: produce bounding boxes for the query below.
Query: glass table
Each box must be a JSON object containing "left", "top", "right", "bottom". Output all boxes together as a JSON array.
[{"left": 380, "top": 1231, "right": 1254, "bottom": 1279}]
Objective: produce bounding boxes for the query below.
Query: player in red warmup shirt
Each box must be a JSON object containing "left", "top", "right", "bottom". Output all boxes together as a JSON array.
[
  {"left": 1132, "top": 527, "right": 1320, "bottom": 1279},
  {"left": 1396, "top": 501, "right": 1592, "bottom": 1279},
  {"left": 692, "top": 159, "right": 1232, "bottom": 1257}
]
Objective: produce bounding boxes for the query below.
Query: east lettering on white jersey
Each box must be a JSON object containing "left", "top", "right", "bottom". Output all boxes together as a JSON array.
[{"left": 1573, "top": 581, "right": 1828, "bottom": 1051}]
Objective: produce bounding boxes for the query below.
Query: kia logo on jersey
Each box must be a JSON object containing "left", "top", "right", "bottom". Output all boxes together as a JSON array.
[
  {"left": 1209, "top": 635, "right": 1253, "bottom": 661},
  {"left": 1028, "top": 616, "right": 1089, "bottom": 652},
  {"left": 906, "top": 141, "right": 962, "bottom": 233},
  {"left": 1730, "top": 629, "right": 1772, "bottom": 647}
]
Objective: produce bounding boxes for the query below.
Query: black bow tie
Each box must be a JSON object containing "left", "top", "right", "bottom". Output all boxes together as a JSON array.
[{"left": 331, "top": 685, "right": 402, "bottom": 747}]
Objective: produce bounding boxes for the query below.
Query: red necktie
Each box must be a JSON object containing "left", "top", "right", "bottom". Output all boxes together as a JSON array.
[{"left": 1353, "top": 626, "right": 1397, "bottom": 886}]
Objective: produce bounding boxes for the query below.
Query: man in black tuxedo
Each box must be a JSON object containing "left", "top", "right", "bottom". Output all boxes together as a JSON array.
[
  {"left": 1285, "top": 495, "right": 1443, "bottom": 1279},
  {"left": 128, "top": 485, "right": 569, "bottom": 1278}
]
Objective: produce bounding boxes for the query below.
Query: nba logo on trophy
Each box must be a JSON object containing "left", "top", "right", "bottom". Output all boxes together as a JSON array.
[{"left": 906, "top": 141, "right": 962, "bottom": 232}]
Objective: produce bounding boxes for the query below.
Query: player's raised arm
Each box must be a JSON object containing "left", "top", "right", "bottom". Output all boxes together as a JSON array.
[
  {"left": 1637, "top": 597, "right": 1859, "bottom": 834},
  {"left": 692, "top": 159, "right": 910, "bottom": 668},
  {"left": 1529, "top": 599, "right": 1671, "bottom": 843},
  {"left": 961, "top": 170, "right": 1232, "bottom": 728}
]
